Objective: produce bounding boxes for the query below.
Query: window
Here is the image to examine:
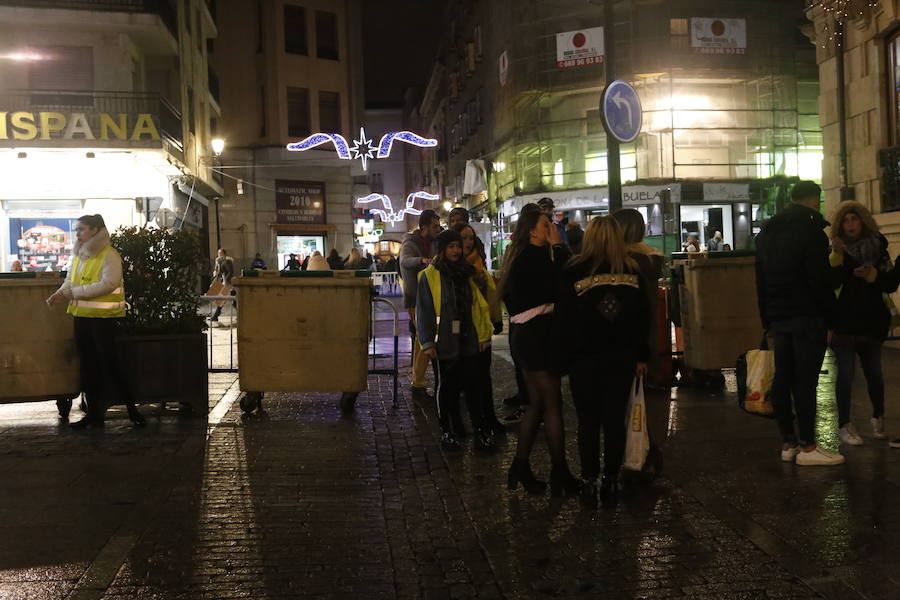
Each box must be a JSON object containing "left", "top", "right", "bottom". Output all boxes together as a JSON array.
[
  {"left": 671, "top": 18, "right": 689, "bottom": 51},
  {"left": 284, "top": 5, "right": 307, "bottom": 55},
  {"left": 884, "top": 32, "right": 900, "bottom": 211},
  {"left": 29, "top": 46, "right": 93, "bottom": 90},
  {"left": 187, "top": 87, "right": 195, "bottom": 134},
  {"left": 196, "top": 8, "right": 203, "bottom": 51},
  {"left": 287, "top": 87, "right": 310, "bottom": 138},
  {"left": 316, "top": 11, "right": 339, "bottom": 60},
  {"left": 318, "top": 91, "right": 341, "bottom": 133},
  {"left": 184, "top": 0, "right": 191, "bottom": 35},
  {"left": 889, "top": 32, "right": 900, "bottom": 146},
  {"left": 257, "top": 0, "right": 264, "bottom": 53}
]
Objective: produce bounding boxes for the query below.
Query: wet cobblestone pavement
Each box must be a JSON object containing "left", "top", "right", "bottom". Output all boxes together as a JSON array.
[{"left": 2, "top": 332, "right": 900, "bottom": 599}]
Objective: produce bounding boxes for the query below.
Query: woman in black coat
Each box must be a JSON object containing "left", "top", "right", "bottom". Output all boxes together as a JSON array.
[{"left": 828, "top": 201, "right": 900, "bottom": 446}]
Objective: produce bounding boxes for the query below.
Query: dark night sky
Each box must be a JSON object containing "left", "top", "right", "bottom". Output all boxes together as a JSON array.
[{"left": 362, "top": 0, "right": 446, "bottom": 108}]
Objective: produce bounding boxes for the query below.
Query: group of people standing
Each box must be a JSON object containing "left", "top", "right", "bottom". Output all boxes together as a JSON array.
[
  {"left": 402, "top": 200, "right": 663, "bottom": 508},
  {"left": 756, "top": 181, "right": 900, "bottom": 465}
]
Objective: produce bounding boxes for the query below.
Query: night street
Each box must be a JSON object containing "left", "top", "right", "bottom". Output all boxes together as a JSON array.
[{"left": 3, "top": 323, "right": 900, "bottom": 600}]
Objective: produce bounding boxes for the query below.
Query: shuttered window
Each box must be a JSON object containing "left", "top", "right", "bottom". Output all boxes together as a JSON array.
[{"left": 29, "top": 46, "right": 93, "bottom": 90}]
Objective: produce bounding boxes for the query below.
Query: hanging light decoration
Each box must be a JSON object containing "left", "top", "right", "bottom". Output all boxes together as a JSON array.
[{"left": 814, "top": 0, "right": 880, "bottom": 48}]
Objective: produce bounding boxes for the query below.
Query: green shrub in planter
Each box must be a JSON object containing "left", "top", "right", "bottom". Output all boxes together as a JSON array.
[
  {"left": 110, "top": 226, "right": 209, "bottom": 414},
  {"left": 111, "top": 226, "right": 206, "bottom": 335}
]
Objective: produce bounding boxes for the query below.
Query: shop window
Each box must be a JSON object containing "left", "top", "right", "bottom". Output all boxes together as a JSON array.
[
  {"left": 316, "top": 11, "right": 339, "bottom": 60},
  {"left": 318, "top": 91, "right": 341, "bottom": 133},
  {"left": 284, "top": 5, "right": 307, "bottom": 55},
  {"left": 287, "top": 87, "right": 310, "bottom": 138},
  {"left": 29, "top": 46, "right": 93, "bottom": 91}
]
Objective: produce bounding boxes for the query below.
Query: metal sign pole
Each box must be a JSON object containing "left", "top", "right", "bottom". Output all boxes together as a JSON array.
[{"left": 605, "top": 0, "right": 622, "bottom": 212}]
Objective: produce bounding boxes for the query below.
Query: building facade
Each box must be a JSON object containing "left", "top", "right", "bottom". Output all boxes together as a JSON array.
[
  {"left": 414, "top": 0, "right": 820, "bottom": 256},
  {"left": 211, "top": 0, "right": 365, "bottom": 270},
  {"left": 805, "top": 0, "right": 900, "bottom": 253},
  {"left": 0, "top": 0, "right": 221, "bottom": 272}
]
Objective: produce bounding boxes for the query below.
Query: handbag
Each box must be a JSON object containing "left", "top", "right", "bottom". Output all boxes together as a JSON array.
[
  {"left": 735, "top": 336, "right": 776, "bottom": 418},
  {"left": 623, "top": 377, "right": 650, "bottom": 471}
]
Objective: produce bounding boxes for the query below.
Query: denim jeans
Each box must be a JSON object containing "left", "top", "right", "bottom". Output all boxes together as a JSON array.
[
  {"left": 770, "top": 316, "right": 827, "bottom": 447},
  {"left": 832, "top": 337, "right": 885, "bottom": 427}
]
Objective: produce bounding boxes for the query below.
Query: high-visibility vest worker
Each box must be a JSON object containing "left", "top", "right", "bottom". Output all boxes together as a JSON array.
[
  {"left": 419, "top": 264, "right": 493, "bottom": 347},
  {"left": 66, "top": 245, "right": 126, "bottom": 318}
]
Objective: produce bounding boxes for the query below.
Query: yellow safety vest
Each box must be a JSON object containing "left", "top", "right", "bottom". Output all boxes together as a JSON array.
[
  {"left": 67, "top": 245, "right": 126, "bottom": 318},
  {"left": 419, "top": 265, "right": 493, "bottom": 344}
]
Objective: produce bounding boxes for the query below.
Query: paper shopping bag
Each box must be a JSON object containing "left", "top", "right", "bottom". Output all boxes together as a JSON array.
[{"left": 623, "top": 377, "right": 650, "bottom": 471}]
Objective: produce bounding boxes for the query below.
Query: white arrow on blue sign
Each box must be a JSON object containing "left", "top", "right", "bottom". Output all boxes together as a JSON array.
[{"left": 600, "top": 80, "right": 643, "bottom": 144}]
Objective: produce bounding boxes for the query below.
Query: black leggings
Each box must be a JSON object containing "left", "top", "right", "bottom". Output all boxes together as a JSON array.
[
  {"left": 74, "top": 317, "right": 136, "bottom": 420},
  {"left": 569, "top": 361, "right": 634, "bottom": 480},
  {"left": 435, "top": 355, "right": 483, "bottom": 434}
]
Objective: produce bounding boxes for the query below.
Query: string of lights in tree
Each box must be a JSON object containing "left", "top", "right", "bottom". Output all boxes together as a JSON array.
[
  {"left": 356, "top": 191, "right": 440, "bottom": 223},
  {"left": 286, "top": 127, "right": 438, "bottom": 171},
  {"left": 815, "top": 0, "right": 880, "bottom": 48}
]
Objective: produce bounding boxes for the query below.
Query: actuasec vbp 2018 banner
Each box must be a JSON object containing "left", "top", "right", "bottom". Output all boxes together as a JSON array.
[{"left": 556, "top": 27, "right": 604, "bottom": 69}]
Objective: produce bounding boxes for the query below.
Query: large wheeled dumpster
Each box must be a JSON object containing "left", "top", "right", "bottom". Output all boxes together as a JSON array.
[
  {"left": 233, "top": 271, "right": 373, "bottom": 413},
  {"left": 671, "top": 252, "right": 764, "bottom": 371},
  {"left": 0, "top": 272, "right": 80, "bottom": 417}
]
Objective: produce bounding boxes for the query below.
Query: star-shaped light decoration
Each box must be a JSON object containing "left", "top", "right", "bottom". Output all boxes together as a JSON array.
[{"left": 349, "top": 127, "right": 377, "bottom": 171}]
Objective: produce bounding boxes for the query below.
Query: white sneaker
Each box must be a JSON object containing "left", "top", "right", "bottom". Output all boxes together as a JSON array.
[
  {"left": 780, "top": 445, "right": 800, "bottom": 462},
  {"left": 838, "top": 424, "right": 864, "bottom": 446},
  {"left": 796, "top": 447, "right": 846, "bottom": 466},
  {"left": 872, "top": 417, "right": 888, "bottom": 440}
]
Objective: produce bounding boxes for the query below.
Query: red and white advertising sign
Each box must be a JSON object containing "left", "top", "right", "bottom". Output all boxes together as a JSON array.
[
  {"left": 690, "top": 18, "right": 747, "bottom": 55},
  {"left": 556, "top": 27, "right": 604, "bottom": 69}
]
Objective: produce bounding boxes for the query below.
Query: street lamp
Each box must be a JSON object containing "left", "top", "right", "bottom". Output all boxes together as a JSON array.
[
  {"left": 443, "top": 201, "right": 453, "bottom": 211},
  {"left": 211, "top": 138, "right": 226, "bottom": 157}
]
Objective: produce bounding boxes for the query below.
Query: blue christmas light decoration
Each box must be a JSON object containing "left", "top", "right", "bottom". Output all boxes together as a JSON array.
[
  {"left": 286, "top": 133, "right": 351, "bottom": 159},
  {"left": 286, "top": 127, "right": 438, "bottom": 171},
  {"left": 356, "top": 190, "right": 439, "bottom": 222},
  {"left": 377, "top": 131, "right": 438, "bottom": 159}
]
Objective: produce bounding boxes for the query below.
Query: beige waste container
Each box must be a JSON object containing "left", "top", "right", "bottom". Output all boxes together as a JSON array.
[
  {"left": 234, "top": 272, "right": 372, "bottom": 396},
  {"left": 0, "top": 273, "right": 79, "bottom": 413},
  {"left": 674, "top": 253, "right": 764, "bottom": 370}
]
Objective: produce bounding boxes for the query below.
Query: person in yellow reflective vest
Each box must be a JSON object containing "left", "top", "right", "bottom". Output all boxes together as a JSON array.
[
  {"left": 416, "top": 229, "right": 495, "bottom": 452},
  {"left": 46, "top": 214, "right": 144, "bottom": 429}
]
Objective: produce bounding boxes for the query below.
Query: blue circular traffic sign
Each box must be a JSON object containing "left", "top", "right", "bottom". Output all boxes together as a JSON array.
[{"left": 601, "top": 80, "right": 643, "bottom": 144}]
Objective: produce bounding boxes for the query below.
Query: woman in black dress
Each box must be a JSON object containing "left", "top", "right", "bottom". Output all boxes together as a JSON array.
[{"left": 501, "top": 204, "right": 580, "bottom": 497}]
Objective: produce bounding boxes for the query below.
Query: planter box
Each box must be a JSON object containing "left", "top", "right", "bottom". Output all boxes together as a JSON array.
[{"left": 117, "top": 333, "right": 208, "bottom": 415}]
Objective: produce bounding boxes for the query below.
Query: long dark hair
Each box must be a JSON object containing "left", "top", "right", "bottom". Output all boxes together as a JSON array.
[
  {"left": 611, "top": 208, "right": 646, "bottom": 245},
  {"left": 499, "top": 204, "right": 544, "bottom": 297}
]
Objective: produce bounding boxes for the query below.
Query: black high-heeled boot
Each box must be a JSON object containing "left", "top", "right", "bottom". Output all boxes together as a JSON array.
[
  {"left": 507, "top": 457, "right": 547, "bottom": 494},
  {"left": 440, "top": 431, "right": 462, "bottom": 451},
  {"left": 549, "top": 464, "right": 582, "bottom": 498},
  {"left": 127, "top": 405, "right": 146, "bottom": 427},
  {"left": 579, "top": 478, "right": 598, "bottom": 509},
  {"left": 599, "top": 474, "right": 619, "bottom": 509}
]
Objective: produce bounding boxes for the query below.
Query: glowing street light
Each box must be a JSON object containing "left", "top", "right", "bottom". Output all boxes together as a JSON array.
[{"left": 211, "top": 138, "right": 226, "bottom": 156}]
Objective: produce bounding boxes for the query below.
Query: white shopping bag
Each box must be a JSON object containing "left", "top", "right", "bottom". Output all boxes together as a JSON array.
[{"left": 623, "top": 377, "right": 650, "bottom": 471}]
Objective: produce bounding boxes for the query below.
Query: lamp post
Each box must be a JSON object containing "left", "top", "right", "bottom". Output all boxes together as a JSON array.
[{"left": 210, "top": 138, "right": 226, "bottom": 249}]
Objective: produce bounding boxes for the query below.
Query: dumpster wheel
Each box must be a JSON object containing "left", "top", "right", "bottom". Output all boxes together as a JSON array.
[
  {"left": 339, "top": 392, "right": 359, "bottom": 413},
  {"left": 240, "top": 392, "right": 263, "bottom": 414},
  {"left": 56, "top": 399, "right": 72, "bottom": 419}
]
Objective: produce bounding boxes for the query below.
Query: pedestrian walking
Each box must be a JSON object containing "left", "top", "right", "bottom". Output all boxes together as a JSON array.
[
  {"left": 556, "top": 216, "right": 650, "bottom": 508},
  {"left": 828, "top": 201, "right": 900, "bottom": 446},
  {"left": 613, "top": 208, "right": 665, "bottom": 473},
  {"left": 755, "top": 181, "right": 843, "bottom": 466},
  {"left": 45, "top": 214, "right": 145, "bottom": 428},
  {"left": 400, "top": 210, "right": 442, "bottom": 403},
  {"left": 326, "top": 249, "right": 344, "bottom": 270},
  {"left": 455, "top": 222, "right": 505, "bottom": 437},
  {"left": 210, "top": 248, "right": 235, "bottom": 322},
  {"left": 307, "top": 251, "right": 330, "bottom": 271},
  {"left": 501, "top": 204, "right": 580, "bottom": 497},
  {"left": 416, "top": 229, "right": 495, "bottom": 451}
]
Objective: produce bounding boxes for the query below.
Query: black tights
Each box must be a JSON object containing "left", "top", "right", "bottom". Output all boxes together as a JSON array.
[
  {"left": 74, "top": 317, "right": 137, "bottom": 421},
  {"left": 514, "top": 369, "right": 568, "bottom": 469}
]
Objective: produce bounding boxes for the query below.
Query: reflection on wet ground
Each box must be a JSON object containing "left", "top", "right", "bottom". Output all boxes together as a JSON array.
[{"left": 1, "top": 335, "right": 899, "bottom": 598}]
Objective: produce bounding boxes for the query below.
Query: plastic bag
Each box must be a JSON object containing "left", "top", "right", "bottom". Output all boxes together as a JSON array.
[
  {"left": 623, "top": 377, "right": 650, "bottom": 471},
  {"left": 736, "top": 337, "right": 776, "bottom": 418}
]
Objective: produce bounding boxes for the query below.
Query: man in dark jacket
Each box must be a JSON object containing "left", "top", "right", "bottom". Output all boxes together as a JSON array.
[
  {"left": 755, "top": 180, "right": 842, "bottom": 466},
  {"left": 400, "top": 210, "right": 441, "bottom": 401}
]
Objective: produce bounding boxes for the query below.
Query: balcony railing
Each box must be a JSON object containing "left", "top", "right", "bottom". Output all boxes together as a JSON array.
[
  {"left": 0, "top": 89, "right": 183, "bottom": 154},
  {"left": 0, "top": 0, "right": 178, "bottom": 40}
]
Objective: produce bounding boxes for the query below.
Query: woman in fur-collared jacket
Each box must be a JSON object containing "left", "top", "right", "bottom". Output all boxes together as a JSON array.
[{"left": 46, "top": 214, "right": 144, "bottom": 429}]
